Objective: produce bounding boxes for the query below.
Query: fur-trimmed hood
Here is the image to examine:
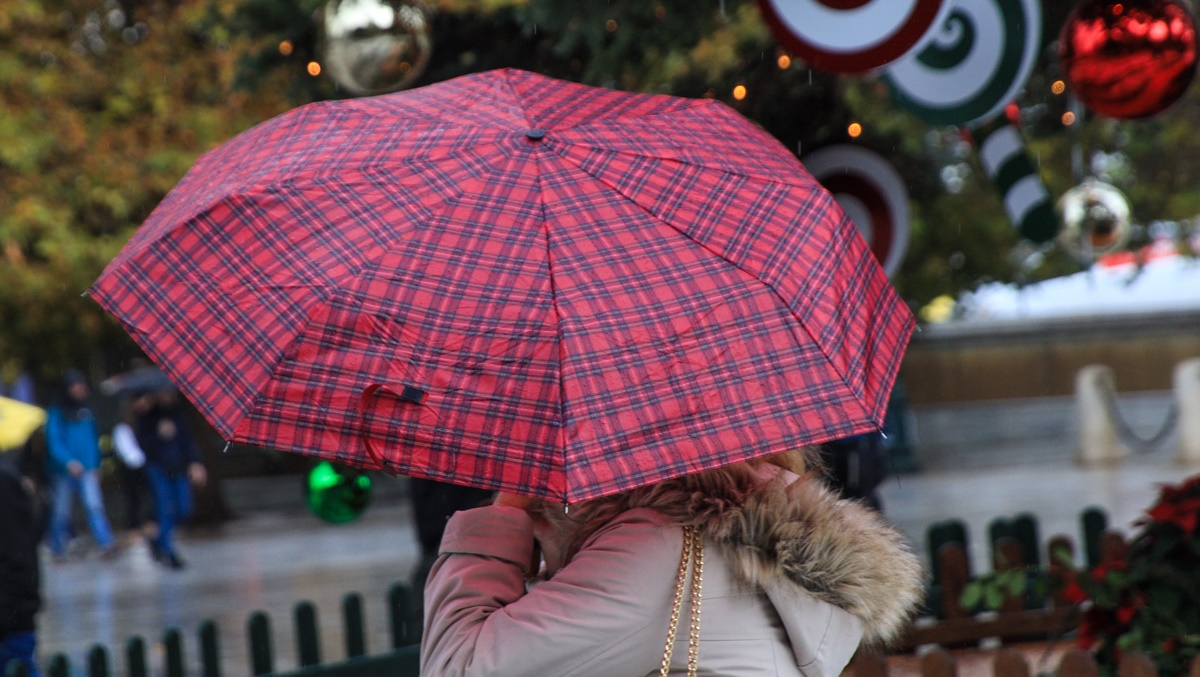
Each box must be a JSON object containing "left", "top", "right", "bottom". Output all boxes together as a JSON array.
[
  {"left": 699, "top": 471, "right": 924, "bottom": 646},
  {"left": 547, "top": 459, "right": 925, "bottom": 648}
]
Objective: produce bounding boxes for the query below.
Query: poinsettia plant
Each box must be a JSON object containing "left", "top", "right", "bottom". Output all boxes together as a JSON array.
[
  {"left": 1070, "top": 474, "right": 1200, "bottom": 676},
  {"left": 962, "top": 473, "right": 1200, "bottom": 677}
]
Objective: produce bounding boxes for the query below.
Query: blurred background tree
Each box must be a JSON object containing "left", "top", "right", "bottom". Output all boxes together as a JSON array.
[
  {"left": 0, "top": 0, "right": 292, "bottom": 382},
  {"left": 3, "top": 0, "right": 1200, "bottom": 383}
]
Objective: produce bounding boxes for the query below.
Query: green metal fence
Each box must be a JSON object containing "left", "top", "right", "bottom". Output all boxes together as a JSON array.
[{"left": 14, "top": 583, "right": 422, "bottom": 677}]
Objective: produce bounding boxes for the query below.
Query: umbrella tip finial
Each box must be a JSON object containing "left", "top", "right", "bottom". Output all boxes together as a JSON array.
[{"left": 525, "top": 129, "right": 546, "bottom": 141}]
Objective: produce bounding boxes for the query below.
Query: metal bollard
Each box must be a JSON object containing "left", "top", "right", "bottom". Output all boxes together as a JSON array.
[
  {"left": 1175, "top": 358, "right": 1200, "bottom": 464},
  {"left": 1076, "top": 365, "right": 1129, "bottom": 464}
]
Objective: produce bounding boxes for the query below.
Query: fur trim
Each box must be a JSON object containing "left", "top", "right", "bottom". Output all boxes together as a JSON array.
[
  {"left": 702, "top": 476, "right": 924, "bottom": 645},
  {"left": 541, "top": 457, "right": 924, "bottom": 645}
]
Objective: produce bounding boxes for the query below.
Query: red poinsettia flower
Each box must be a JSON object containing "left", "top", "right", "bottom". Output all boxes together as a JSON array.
[
  {"left": 1115, "top": 604, "right": 1138, "bottom": 626},
  {"left": 1147, "top": 499, "right": 1200, "bottom": 533},
  {"left": 1062, "top": 581, "right": 1089, "bottom": 604}
]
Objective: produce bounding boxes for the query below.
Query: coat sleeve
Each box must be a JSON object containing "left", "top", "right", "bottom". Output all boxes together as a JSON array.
[
  {"left": 112, "top": 423, "right": 146, "bottom": 469},
  {"left": 421, "top": 506, "right": 682, "bottom": 677}
]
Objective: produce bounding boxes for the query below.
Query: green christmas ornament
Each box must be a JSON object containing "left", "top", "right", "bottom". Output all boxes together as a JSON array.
[{"left": 306, "top": 461, "right": 372, "bottom": 523}]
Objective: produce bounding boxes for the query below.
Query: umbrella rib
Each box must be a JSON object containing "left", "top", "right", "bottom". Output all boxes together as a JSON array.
[
  {"left": 500, "top": 69, "right": 712, "bottom": 134},
  {"left": 527, "top": 141, "right": 572, "bottom": 504},
  {"left": 550, "top": 153, "right": 877, "bottom": 419},
  {"left": 501, "top": 69, "right": 536, "bottom": 129},
  {"left": 216, "top": 167, "right": 509, "bottom": 444},
  {"left": 551, "top": 134, "right": 815, "bottom": 191}
]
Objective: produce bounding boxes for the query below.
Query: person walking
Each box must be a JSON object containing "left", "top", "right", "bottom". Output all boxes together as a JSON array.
[
  {"left": 137, "top": 389, "right": 206, "bottom": 569},
  {"left": 45, "top": 370, "right": 116, "bottom": 560},
  {"left": 111, "top": 392, "right": 154, "bottom": 543},
  {"left": 420, "top": 449, "right": 923, "bottom": 677},
  {"left": 0, "top": 448, "right": 44, "bottom": 677}
]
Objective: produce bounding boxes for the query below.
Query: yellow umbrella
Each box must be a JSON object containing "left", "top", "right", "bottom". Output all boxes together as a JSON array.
[{"left": 0, "top": 395, "right": 47, "bottom": 450}]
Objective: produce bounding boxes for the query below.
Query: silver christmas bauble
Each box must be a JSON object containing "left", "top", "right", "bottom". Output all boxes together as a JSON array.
[{"left": 321, "top": 0, "right": 431, "bottom": 96}]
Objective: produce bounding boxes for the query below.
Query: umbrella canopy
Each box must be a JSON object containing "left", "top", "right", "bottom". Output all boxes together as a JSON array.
[
  {"left": 99, "top": 366, "right": 176, "bottom": 396},
  {"left": 90, "top": 69, "right": 914, "bottom": 503},
  {"left": 0, "top": 396, "right": 47, "bottom": 450}
]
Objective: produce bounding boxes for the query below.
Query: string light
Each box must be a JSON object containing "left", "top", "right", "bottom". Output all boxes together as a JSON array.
[
  {"left": 1062, "top": 111, "right": 1076, "bottom": 125},
  {"left": 847, "top": 122, "right": 863, "bottom": 138},
  {"left": 777, "top": 54, "right": 791, "bottom": 69},
  {"left": 279, "top": 40, "right": 293, "bottom": 56},
  {"left": 732, "top": 85, "right": 747, "bottom": 100},
  {"left": 307, "top": 61, "right": 321, "bottom": 76},
  {"left": 1051, "top": 80, "right": 1066, "bottom": 95}
]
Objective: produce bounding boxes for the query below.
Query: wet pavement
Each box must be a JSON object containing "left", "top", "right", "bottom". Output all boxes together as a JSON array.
[
  {"left": 38, "top": 453, "right": 1198, "bottom": 676},
  {"left": 40, "top": 501, "right": 422, "bottom": 676}
]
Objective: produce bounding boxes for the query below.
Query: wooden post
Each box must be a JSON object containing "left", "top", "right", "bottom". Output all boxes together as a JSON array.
[
  {"left": 125, "top": 637, "right": 148, "bottom": 677},
  {"left": 993, "top": 648, "right": 1031, "bottom": 677},
  {"left": 1081, "top": 507, "right": 1108, "bottom": 569},
  {"left": 389, "top": 584, "right": 418, "bottom": 647},
  {"left": 1099, "top": 531, "right": 1129, "bottom": 566},
  {"left": 928, "top": 520, "right": 969, "bottom": 586},
  {"left": 849, "top": 649, "right": 889, "bottom": 677},
  {"left": 294, "top": 601, "right": 321, "bottom": 667},
  {"left": 920, "top": 648, "right": 957, "bottom": 677},
  {"left": 1117, "top": 652, "right": 1157, "bottom": 677},
  {"left": 989, "top": 518, "right": 1014, "bottom": 564},
  {"left": 937, "top": 543, "right": 971, "bottom": 619},
  {"left": 164, "top": 628, "right": 185, "bottom": 677},
  {"left": 47, "top": 655, "right": 69, "bottom": 677},
  {"left": 247, "top": 611, "right": 274, "bottom": 676},
  {"left": 199, "top": 620, "right": 221, "bottom": 677},
  {"left": 343, "top": 593, "right": 367, "bottom": 658},
  {"left": 1013, "top": 514, "right": 1041, "bottom": 569},
  {"left": 1059, "top": 649, "right": 1100, "bottom": 677},
  {"left": 86, "top": 646, "right": 109, "bottom": 677}
]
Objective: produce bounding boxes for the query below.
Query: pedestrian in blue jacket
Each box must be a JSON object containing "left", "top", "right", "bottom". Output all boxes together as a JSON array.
[{"left": 45, "top": 370, "right": 115, "bottom": 559}]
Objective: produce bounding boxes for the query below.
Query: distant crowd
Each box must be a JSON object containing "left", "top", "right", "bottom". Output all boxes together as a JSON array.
[{"left": 1, "top": 368, "right": 207, "bottom": 569}]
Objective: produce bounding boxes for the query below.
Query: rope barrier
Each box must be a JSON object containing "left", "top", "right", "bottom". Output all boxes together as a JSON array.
[{"left": 1098, "top": 383, "right": 1178, "bottom": 452}]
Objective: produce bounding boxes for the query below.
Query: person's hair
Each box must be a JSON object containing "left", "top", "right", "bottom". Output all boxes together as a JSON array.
[{"left": 532, "top": 448, "right": 818, "bottom": 564}]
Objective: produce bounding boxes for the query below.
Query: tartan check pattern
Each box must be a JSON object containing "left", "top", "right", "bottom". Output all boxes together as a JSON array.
[{"left": 91, "top": 69, "right": 914, "bottom": 503}]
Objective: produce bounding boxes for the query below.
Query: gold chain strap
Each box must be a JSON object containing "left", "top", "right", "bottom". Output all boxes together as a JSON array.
[
  {"left": 660, "top": 525, "right": 704, "bottom": 677},
  {"left": 687, "top": 533, "right": 704, "bottom": 676}
]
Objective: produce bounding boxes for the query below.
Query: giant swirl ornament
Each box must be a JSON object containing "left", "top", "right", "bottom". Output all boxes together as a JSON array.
[
  {"left": 1056, "top": 180, "right": 1132, "bottom": 259},
  {"left": 756, "top": 0, "right": 950, "bottom": 73},
  {"left": 306, "top": 461, "right": 373, "bottom": 523},
  {"left": 884, "top": 0, "right": 1043, "bottom": 126},
  {"left": 321, "top": 0, "right": 432, "bottom": 96},
  {"left": 1059, "top": 0, "right": 1198, "bottom": 119},
  {"left": 802, "top": 145, "right": 911, "bottom": 278}
]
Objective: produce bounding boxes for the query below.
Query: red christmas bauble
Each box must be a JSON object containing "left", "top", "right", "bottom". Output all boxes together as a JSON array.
[{"left": 1059, "top": 0, "right": 1198, "bottom": 119}]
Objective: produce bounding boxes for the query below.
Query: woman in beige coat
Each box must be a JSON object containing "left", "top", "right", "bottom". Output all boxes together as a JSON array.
[{"left": 421, "top": 450, "right": 924, "bottom": 676}]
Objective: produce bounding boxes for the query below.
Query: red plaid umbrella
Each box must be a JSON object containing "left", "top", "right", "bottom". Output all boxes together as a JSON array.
[{"left": 91, "top": 69, "right": 913, "bottom": 503}]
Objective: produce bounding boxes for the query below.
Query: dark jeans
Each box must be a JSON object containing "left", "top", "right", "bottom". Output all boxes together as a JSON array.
[
  {"left": 145, "top": 465, "right": 193, "bottom": 555},
  {"left": 117, "top": 464, "right": 150, "bottom": 530},
  {"left": 0, "top": 631, "right": 40, "bottom": 677}
]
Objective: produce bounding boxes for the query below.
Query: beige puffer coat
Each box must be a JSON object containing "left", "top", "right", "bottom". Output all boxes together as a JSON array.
[{"left": 421, "top": 471, "right": 923, "bottom": 676}]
